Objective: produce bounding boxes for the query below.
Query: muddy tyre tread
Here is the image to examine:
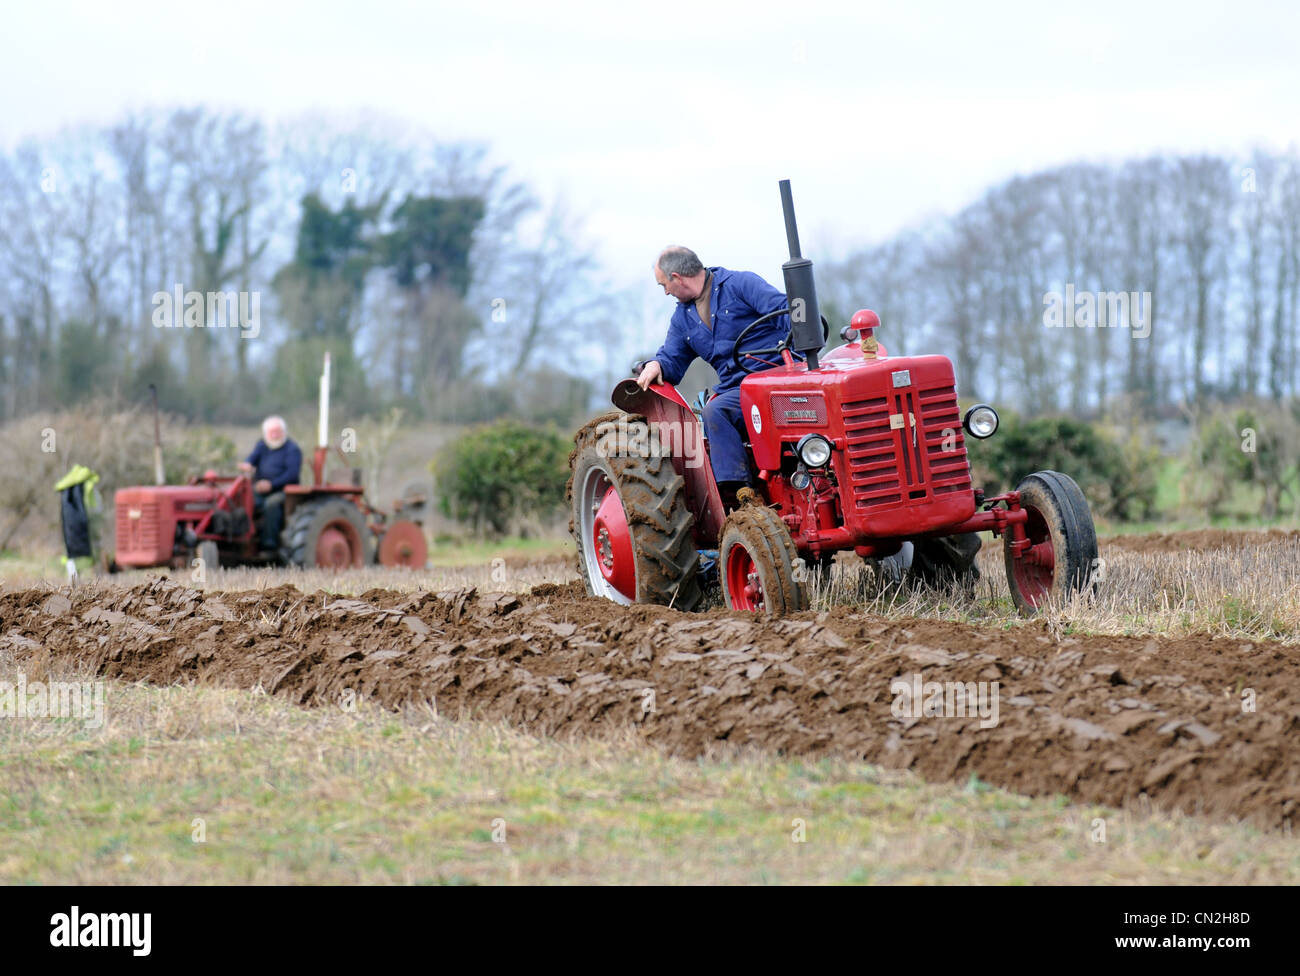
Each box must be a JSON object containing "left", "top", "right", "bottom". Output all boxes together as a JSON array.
[
  {"left": 567, "top": 411, "right": 701, "bottom": 611},
  {"left": 281, "top": 498, "right": 371, "bottom": 569},
  {"left": 719, "top": 503, "right": 809, "bottom": 616}
]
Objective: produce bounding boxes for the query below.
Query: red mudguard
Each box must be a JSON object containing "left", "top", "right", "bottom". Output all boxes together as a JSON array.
[{"left": 610, "top": 379, "right": 725, "bottom": 547}]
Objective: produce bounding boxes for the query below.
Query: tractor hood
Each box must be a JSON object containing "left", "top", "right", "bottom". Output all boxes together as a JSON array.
[{"left": 739, "top": 344, "right": 976, "bottom": 538}]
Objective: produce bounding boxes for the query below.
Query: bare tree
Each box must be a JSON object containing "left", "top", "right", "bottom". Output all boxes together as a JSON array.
[
  {"left": 160, "top": 109, "right": 270, "bottom": 409},
  {"left": 1172, "top": 156, "right": 1233, "bottom": 401},
  {"left": 1269, "top": 155, "right": 1300, "bottom": 399},
  {"left": 498, "top": 196, "right": 602, "bottom": 373}
]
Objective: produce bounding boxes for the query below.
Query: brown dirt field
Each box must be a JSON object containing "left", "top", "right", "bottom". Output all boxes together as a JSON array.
[
  {"left": 2, "top": 577, "right": 1297, "bottom": 830},
  {"left": 1102, "top": 528, "right": 1300, "bottom": 554}
]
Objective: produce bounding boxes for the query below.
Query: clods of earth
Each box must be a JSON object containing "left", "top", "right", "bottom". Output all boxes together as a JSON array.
[{"left": 2, "top": 572, "right": 1298, "bottom": 830}]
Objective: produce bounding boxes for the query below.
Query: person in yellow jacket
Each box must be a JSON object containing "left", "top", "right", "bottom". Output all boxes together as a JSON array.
[{"left": 54, "top": 464, "right": 101, "bottom": 580}]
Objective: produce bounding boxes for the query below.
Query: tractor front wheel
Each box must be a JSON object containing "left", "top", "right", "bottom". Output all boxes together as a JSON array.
[
  {"left": 1004, "top": 471, "right": 1097, "bottom": 614},
  {"left": 377, "top": 519, "right": 427, "bottom": 567},
  {"left": 568, "top": 411, "right": 701, "bottom": 610},
  {"left": 719, "top": 503, "right": 809, "bottom": 616},
  {"left": 281, "top": 498, "right": 372, "bottom": 569}
]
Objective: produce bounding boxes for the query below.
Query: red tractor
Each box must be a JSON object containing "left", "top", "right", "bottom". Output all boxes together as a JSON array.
[
  {"left": 568, "top": 181, "right": 1097, "bottom": 615},
  {"left": 114, "top": 354, "right": 427, "bottom": 571}
]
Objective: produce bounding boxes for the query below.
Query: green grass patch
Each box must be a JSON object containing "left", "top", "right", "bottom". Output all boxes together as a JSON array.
[{"left": 1, "top": 679, "right": 1298, "bottom": 884}]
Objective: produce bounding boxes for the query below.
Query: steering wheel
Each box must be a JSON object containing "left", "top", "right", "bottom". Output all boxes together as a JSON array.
[{"left": 732, "top": 307, "right": 831, "bottom": 374}]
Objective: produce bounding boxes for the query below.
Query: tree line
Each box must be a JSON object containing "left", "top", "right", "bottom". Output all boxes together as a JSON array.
[
  {"left": 3, "top": 119, "right": 1296, "bottom": 429},
  {"left": 820, "top": 151, "right": 1300, "bottom": 415},
  {"left": 0, "top": 108, "right": 616, "bottom": 426}
]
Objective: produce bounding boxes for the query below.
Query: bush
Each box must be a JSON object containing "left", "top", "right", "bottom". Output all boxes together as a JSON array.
[
  {"left": 163, "top": 429, "right": 238, "bottom": 485},
  {"left": 1187, "top": 400, "right": 1300, "bottom": 519},
  {"left": 432, "top": 421, "right": 570, "bottom": 536},
  {"left": 0, "top": 402, "right": 243, "bottom": 556},
  {"left": 968, "top": 413, "right": 1159, "bottom": 521}
]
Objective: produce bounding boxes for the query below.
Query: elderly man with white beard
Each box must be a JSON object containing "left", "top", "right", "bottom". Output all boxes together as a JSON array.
[{"left": 237, "top": 415, "right": 303, "bottom": 555}]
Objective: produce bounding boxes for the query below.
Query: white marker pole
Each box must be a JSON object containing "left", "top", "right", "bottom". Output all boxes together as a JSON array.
[{"left": 318, "top": 352, "right": 331, "bottom": 450}]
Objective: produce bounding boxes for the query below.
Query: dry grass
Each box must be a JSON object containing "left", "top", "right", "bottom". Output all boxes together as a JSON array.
[
  {"left": 812, "top": 535, "right": 1300, "bottom": 645},
  {"left": 4, "top": 532, "right": 1300, "bottom": 884},
  {"left": 3, "top": 661, "right": 1298, "bottom": 885},
  {"left": 0, "top": 550, "right": 578, "bottom": 596},
  {"left": 125, "top": 556, "right": 577, "bottom": 597},
  {"left": 8, "top": 531, "right": 1298, "bottom": 647}
]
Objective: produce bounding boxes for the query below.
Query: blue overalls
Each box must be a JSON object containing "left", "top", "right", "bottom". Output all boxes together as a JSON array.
[{"left": 653, "top": 267, "right": 790, "bottom": 483}]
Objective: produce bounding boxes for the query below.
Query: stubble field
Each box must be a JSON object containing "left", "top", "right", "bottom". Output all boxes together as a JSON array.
[{"left": 1, "top": 528, "right": 1297, "bottom": 883}]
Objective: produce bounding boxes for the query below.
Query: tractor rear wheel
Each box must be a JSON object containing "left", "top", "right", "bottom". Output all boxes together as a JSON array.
[
  {"left": 281, "top": 498, "right": 371, "bottom": 569},
  {"left": 568, "top": 411, "right": 701, "bottom": 610},
  {"left": 1004, "top": 471, "right": 1097, "bottom": 615},
  {"left": 719, "top": 503, "right": 809, "bottom": 616}
]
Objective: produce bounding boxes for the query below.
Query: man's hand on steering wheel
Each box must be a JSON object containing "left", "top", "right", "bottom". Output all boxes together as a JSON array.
[{"left": 732, "top": 309, "right": 831, "bottom": 374}]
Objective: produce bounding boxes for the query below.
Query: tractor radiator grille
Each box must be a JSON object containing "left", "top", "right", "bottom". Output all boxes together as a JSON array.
[
  {"left": 116, "top": 499, "right": 162, "bottom": 554},
  {"left": 842, "top": 384, "right": 971, "bottom": 510}
]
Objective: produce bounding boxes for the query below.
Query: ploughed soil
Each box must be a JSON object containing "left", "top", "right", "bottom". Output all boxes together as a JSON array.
[
  {"left": 2, "top": 577, "right": 1298, "bottom": 830},
  {"left": 1102, "top": 528, "right": 1300, "bottom": 554}
]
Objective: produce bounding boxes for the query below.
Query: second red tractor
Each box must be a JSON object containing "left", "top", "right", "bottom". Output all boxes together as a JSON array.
[{"left": 114, "top": 354, "right": 427, "bottom": 572}]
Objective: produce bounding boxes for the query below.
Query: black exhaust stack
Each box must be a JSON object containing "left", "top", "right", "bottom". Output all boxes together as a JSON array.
[{"left": 779, "top": 179, "right": 822, "bottom": 371}]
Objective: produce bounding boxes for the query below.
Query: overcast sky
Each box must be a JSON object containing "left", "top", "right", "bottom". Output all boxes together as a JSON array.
[{"left": 5, "top": 0, "right": 1298, "bottom": 350}]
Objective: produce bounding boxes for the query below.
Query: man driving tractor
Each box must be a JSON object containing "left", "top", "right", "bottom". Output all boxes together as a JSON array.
[
  {"left": 636, "top": 244, "right": 981, "bottom": 584},
  {"left": 236, "top": 415, "right": 302, "bottom": 554},
  {"left": 637, "top": 246, "right": 791, "bottom": 510}
]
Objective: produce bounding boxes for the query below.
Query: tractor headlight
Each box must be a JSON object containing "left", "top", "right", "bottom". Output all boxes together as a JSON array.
[
  {"left": 963, "top": 404, "right": 999, "bottom": 439},
  {"left": 790, "top": 467, "right": 812, "bottom": 491},
  {"left": 796, "top": 433, "right": 833, "bottom": 468}
]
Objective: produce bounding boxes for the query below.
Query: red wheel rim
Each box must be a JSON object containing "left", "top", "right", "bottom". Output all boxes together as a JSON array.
[
  {"left": 592, "top": 486, "right": 636, "bottom": 600},
  {"left": 379, "top": 520, "right": 426, "bottom": 567},
  {"left": 724, "top": 542, "right": 765, "bottom": 611},
  {"left": 1011, "top": 505, "right": 1055, "bottom": 606},
  {"left": 316, "top": 520, "right": 362, "bottom": 568}
]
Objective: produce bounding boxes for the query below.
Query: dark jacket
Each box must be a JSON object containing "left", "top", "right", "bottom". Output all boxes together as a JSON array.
[
  {"left": 246, "top": 439, "right": 302, "bottom": 493},
  {"left": 653, "top": 266, "right": 791, "bottom": 392}
]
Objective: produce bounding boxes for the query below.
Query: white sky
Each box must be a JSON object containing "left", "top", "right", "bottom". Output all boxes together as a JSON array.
[{"left": 4, "top": 0, "right": 1298, "bottom": 351}]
